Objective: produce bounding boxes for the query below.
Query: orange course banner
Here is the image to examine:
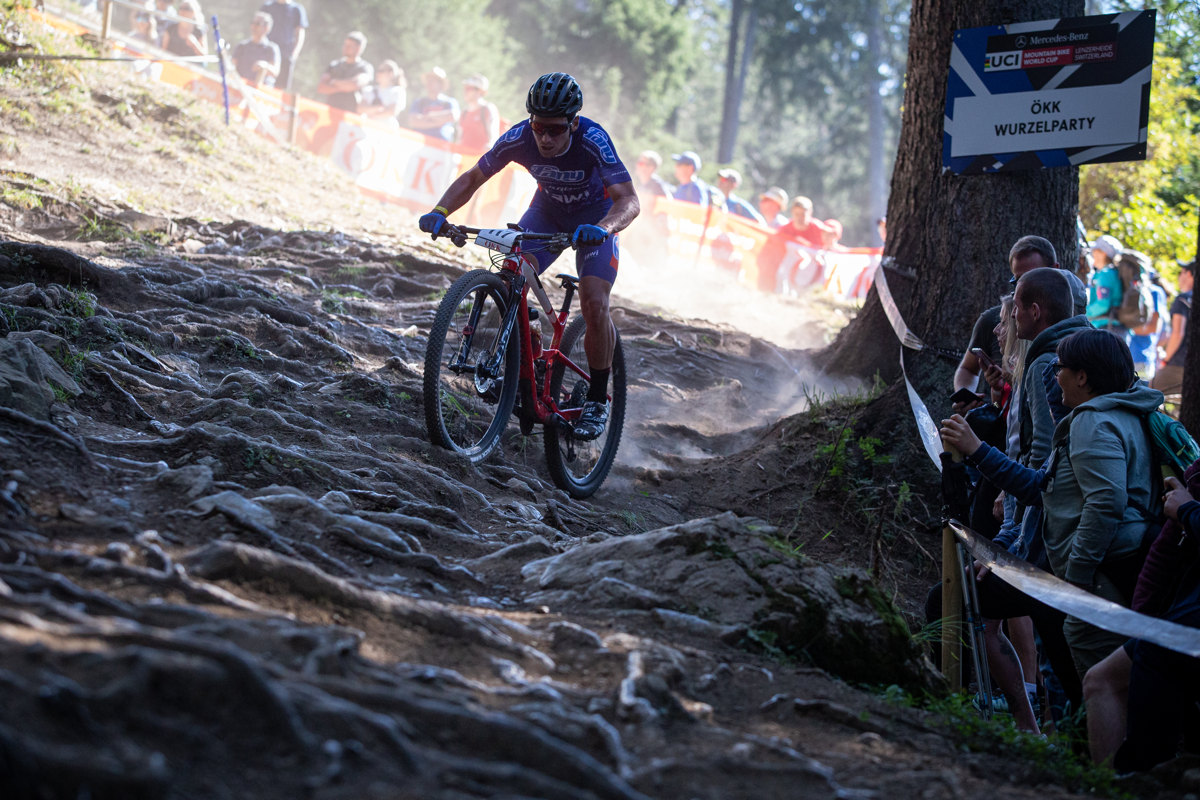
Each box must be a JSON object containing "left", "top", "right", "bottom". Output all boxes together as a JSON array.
[{"left": 31, "top": 7, "right": 879, "bottom": 299}]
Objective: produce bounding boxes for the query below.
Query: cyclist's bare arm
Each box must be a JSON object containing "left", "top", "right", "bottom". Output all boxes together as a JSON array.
[
  {"left": 432, "top": 165, "right": 491, "bottom": 217},
  {"left": 595, "top": 181, "right": 640, "bottom": 236}
]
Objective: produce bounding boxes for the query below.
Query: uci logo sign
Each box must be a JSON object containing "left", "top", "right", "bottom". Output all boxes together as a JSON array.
[{"left": 984, "top": 50, "right": 1022, "bottom": 71}]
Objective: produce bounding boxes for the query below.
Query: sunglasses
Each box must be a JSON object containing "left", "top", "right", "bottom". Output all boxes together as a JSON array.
[
  {"left": 530, "top": 120, "right": 571, "bottom": 137},
  {"left": 1051, "top": 362, "right": 1073, "bottom": 375}
]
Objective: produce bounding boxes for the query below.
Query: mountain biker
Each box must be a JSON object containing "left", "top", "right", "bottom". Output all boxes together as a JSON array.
[{"left": 418, "top": 72, "right": 640, "bottom": 441}]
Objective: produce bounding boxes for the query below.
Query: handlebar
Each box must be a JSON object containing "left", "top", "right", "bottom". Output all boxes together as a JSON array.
[{"left": 432, "top": 224, "right": 575, "bottom": 252}]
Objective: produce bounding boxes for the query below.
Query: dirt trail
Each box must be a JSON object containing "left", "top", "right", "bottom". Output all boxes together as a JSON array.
[{"left": 0, "top": 23, "right": 1152, "bottom": 800}]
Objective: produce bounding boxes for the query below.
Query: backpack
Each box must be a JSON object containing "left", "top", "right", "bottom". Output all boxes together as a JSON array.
[
  {"left": 1115, "top": 251, "right": 1155, "bottom": 329},
  {"left": 1144, "top": 409, "right": 1200, "bottom": 480}
]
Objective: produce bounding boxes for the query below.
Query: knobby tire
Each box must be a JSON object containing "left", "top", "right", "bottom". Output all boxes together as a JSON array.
[
  {"left": 544, "top": 315, "right": 626, "bottom": 498},
  {"left": 423, "top": 269, "right": 518, "bottom": 463}
]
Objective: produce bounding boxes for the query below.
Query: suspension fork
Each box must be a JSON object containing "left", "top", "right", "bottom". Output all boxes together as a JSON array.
[{"left": 483, "top": 270, "right": 527, "bottom": 376}]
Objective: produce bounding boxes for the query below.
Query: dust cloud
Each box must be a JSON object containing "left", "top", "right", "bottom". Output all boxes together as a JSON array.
[{"left": 611, "top": 244, "right": 867, "bottom": 471}]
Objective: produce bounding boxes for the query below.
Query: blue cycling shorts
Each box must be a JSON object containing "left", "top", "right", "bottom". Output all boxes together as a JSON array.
[{"left": 518, "top": 198, "right": 619, "bottom": 285}]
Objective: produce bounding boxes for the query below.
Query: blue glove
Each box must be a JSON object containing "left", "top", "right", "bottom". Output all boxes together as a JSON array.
[
  {"left": 571, "top": 224, "right": 608, "bottom": 248},
  {"left": 419, "top": 209, "right": 447, "bottom": 236}
]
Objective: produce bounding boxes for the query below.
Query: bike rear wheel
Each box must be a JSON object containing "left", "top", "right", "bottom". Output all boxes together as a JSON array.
[
  {"left": 423, "top": 269, "right": 518, "bottom": 463},
  {"left": 544, "top": 315, "right": 626, "bottom": 498}
]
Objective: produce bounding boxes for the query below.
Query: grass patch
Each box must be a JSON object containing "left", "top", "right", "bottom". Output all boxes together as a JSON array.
[{"left": 882, "top": 688, "right": 1124, "bottom": 796}]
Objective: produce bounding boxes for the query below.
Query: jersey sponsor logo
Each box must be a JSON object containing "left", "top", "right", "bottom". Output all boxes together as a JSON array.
[
  {"left": 583, "top": 127, "right": 618, "bottom": 164},
  {"left": 497, "top": 124, "right": 524, "bottom": 145},
  {"left": 547, "top": 189, "right": 591, "bottom": 205},
  {"left": 531, "top": 165, "right": 586, "bottom": 183}
]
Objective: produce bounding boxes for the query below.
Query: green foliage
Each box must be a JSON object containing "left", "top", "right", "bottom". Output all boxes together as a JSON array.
[
  {"left": 887, "top": 691, "right": 1125, "bottom": 797},
  {"left": 1081, "top": 46, "right": 1200, "bottom": 272}
]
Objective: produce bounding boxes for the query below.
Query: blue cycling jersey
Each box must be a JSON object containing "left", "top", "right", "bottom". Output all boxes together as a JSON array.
[{"left": 476, "top": 117, "right": 632, "bottom": 216}]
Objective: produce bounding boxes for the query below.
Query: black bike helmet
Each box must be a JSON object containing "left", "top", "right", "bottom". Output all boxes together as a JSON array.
[{"left": 526, "top": 72, "right": 583, "bottom": 119}]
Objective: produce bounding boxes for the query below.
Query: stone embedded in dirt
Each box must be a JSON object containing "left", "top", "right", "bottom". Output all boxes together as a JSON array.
[
  {"left": 0, "top": 335, "right": 80, "bottom": 418},
  {"left": 523, "top": 511, "right": 937, "bottom": 690}
]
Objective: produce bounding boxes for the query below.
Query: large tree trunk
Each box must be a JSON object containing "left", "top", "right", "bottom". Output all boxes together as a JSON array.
[{"left": 820, "top": 0, "right": 1084, "bottom": 391}]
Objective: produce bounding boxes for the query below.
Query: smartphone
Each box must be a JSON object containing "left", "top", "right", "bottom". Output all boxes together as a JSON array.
[
  {"left": 971, "top": 347, "right": 996, "bottom": 370},
  {"left": 950, "top": 387, "right": 982, "bottom": 405}
]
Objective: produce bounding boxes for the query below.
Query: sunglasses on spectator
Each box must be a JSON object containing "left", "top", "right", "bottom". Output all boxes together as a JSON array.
[
  {"left": 530, "top": 120, "right": 571, "bottom": 136},
  {"left": 1051, "top": 362, "right": 1074, "bottom": 375}
]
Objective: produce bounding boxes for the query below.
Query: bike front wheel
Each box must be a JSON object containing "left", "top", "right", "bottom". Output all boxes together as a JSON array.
[
  {"left": 423, "top": 269, "right": 518, "bottom": 463},
  {"left": 544, "top": 315, "right": 626, "bottom": 498}
]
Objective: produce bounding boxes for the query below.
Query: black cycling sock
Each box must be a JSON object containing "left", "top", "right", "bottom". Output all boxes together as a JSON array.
[{"left": 587, "top": 368, "right": 610, "bottom": 404}]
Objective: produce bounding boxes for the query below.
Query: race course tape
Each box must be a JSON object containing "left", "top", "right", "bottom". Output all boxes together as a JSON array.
[
  {"left": 902, "top": 348, "right": 945, "bottom": 471},
  {"left": 875, "top": 261, "right": 926, "bottom": 351},
  {"left": 951, "top": 520, "right": 1200, "bottom": 658}
]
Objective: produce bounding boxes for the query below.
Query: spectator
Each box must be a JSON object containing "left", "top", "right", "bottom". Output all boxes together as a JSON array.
[
  {"left": 633, "top": 150, "right": 673, "bottom": 201},
  {"left": 1086, "top": 234, "right": 1126, "bottom": 336},
  {"left": 943, "top": 327, "right": 1164, "bottom": 683},
  {"left": 972, "top": 268, "right": 1090, "bottom": 731},
  {"left": 823, "top": 218, "right": 847, "bottom": 251},
  {"left": 1127, "top": 259, "right": 1167, "bottom": 381},
  {"left": 361, "top": 59, "right": 406, "bottom": 127},
  {"left": 161, "top": 1, "right": 207, "bottom": 58},
  {"left": 671, "top": 151, "right": 708, "bottom": 207},
  {"left": 953, "top": 235, "right": 1088, "bottom": 407},
  {"left": 625, "top": 150, "right": 672, "bottom": 265},
  {"left": 130, "top": 0, "right": 171, "bottom": 44},
  {"left": 408, "top": 67, "right": 460, "bottom": 142},
  {"left": 1083, "top": 460, "right": 1200, "bottom": 767},
  {"left": 1109, "top": 467, "right": 1200, "bottom": 772},
  {"left": 231, "top": 12, "right": 280, "bottom": 88},
  {"left": 758, "top": 187, "right": 788, "bottom": 229},
  {"left": 1152, "top": 259, "right": 1194, "bottom": 397},
  {"left": 260, "top": 0, "right": 307, "bottom": 91},
  {"left": 716, "top": 169, "right": 765, "bottom": 224},
  {"left": 458, "top": 74, "right": 500, "bottom": 151},
  {"left": 752, "top": 196, "right": 833, "bottom": 293},
  {"left": 877, "top": 215, "right": 887, "bottom": 245},
  {"left": 129, "top": 12, "right": 157, "bottom": 46},
  {"left": 316, "top": 32, "right": 373, "bottom": 114},
  {"left": 783, "top": 196, "right": 832, "bottom": 247}
]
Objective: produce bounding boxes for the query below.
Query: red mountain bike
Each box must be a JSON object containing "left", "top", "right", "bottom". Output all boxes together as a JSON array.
[{"left": 422, "top": 225, "right": 626, "bottom": 498}]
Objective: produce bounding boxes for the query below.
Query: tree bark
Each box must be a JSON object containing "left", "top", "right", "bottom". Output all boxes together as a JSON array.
[
  {"left": 718, "top": 0, "right": 744, "bottom": 163},
  {"left": 820, "top": 0, "right": 1084, "bottom": 390}
]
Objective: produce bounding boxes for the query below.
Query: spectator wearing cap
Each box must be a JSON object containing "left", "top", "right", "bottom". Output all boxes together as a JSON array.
[
  {"left": 672, "top": 151, "right": 709, "bottom": 208},
  {"left": 408, "top": 67, "right": 460, "bottom": 142},
  {"left": 1085, "top": 234, "right": 1126, "bottom": 335},
  {"left": 758, "top": 187, "right": 789, "bottom": 229},
  {"left": 458, "top": 74, "right": 499, "bottom": 151},
  {"left": 316, "top": 31, "right": 373, "bottom": 113},
  {"left": 1152, "top": 259, "right": 1195, "bottom": 397},
  {"left": 633, "top": 151, "right": 673, "bottom": 202},
  {"left": 361, "top": 59, "right": 406, "bottom": 127},
  {"left": 716, "top": 169, "right": 765, "bottom": 225},
  {"left": 232, "top": 12, "right": 280, "bottom": 87}
]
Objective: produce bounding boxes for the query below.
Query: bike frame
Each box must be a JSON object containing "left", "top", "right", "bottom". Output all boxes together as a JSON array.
[
  {"left": 448, "top": 226, "right": 593, "bottom": 428},
  {"left": 508, "top": 255, "right": 591, "bottom": 426}
]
